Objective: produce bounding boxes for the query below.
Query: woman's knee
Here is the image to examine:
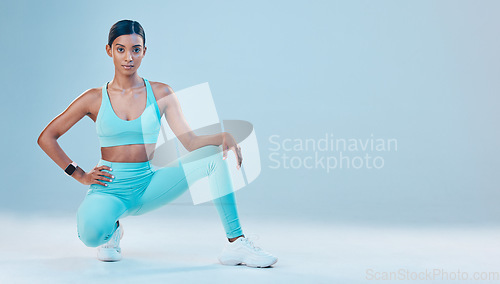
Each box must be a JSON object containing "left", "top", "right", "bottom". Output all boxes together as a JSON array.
[
  {"left": 76, "top": 194, "right": 126, "bottom": 247},
  {"left": 184, "top": 145, "right": 223, "bottom": 163},
  {"left": 77, "top": 216, "right": 115, "bottom": 247},
  {"left": 203, "top": 145, "right": 225, "bottom": 167},
  {"left": 195, "top": 145, "right": 222, "bottom": 156}
]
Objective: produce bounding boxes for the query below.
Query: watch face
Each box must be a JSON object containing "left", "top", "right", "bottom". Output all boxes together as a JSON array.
[{"left": 65, "top": 164, "right": 76, "bottom": 175}]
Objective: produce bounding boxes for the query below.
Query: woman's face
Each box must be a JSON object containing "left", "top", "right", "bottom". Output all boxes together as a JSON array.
[{"left": 106, "top": 33, "right": 146, "bottom": 74}]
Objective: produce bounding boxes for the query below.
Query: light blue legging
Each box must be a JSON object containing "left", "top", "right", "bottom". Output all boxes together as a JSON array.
[{"left": 76, "top": 145, "right": 243, "bottom": 247}]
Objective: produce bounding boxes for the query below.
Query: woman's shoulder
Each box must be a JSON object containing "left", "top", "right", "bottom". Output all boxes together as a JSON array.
[
  {"left": 70, "top": 87, "right": 103, "bottom": 117},
  {"left": 148, "top": 80, "right": 176, "bottom": 113},
  {"left": 66, "top": 86, "right": 101, "bottom": 105},
  {"left": 148, "top": 80, "right": 175, "bottom": 98},
  {"left": 77, "top": 87, "right": 102, "bottom": 104}
]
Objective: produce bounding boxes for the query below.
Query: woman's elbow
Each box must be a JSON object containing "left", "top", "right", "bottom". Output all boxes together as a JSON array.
[
  {"left": 37, "top": 131, "right": 57, "bottom": 146},
  {"left": 183, "top": 134, "right": 197, "bottom": 152},
  {"left": 37, "top": 131, "right": 46, "bottom": 146},
  {"left": 184, "top": 141, "right": 194, "bottom": 152},
  {"left": 37, "top": 134, "right": 49, "bottom": 148}
]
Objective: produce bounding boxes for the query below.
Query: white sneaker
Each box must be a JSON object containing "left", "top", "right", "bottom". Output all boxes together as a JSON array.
[
  {"left": 218, "top": 234, "right": 278, "bottom": 268},
  {"left": 97, "top": 222, "right": 124, "bottom": 262}
]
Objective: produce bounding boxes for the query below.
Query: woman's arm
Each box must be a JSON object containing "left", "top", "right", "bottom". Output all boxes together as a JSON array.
[
  {"left": 161, "top": 84, "right": 243, "bottom": 169},
  {"left": 190, "top": 132, "right": 243, "bottom": 169},
  {"left": 37, "top": 89, "right": 112, "bottom": 185}
]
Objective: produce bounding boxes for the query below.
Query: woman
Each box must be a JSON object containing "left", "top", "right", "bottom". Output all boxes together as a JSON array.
[{"left": 37, "top": 19, "right": 277, "bottom": 268}]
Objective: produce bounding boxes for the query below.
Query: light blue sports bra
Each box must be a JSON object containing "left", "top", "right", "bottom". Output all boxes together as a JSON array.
[{"left": 96, "top": 78, "right": 162, "bottom": 147}]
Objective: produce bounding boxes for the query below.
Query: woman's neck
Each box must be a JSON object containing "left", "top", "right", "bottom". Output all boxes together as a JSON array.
[{"left": 110, "top": 73, "right": 143, "bottom": 91}]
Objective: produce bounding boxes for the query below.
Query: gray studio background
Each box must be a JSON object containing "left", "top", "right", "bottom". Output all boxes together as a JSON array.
[{"left": 1, "top": 0, "right": 499, "bottom": 227}]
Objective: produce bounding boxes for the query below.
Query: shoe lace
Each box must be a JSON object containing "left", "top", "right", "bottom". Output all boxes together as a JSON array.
[{"left": 241, "top": 234, "right": 262, "bottom": 252}]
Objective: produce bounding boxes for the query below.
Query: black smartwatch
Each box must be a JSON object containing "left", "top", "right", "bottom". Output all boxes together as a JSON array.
[{"left": 64, "top": 162, "right": 78, "bottom": 176}]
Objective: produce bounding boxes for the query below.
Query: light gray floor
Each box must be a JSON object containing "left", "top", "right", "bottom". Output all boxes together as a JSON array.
[{"left": 1, "top": 206, "right": 499, "bottom": 284}]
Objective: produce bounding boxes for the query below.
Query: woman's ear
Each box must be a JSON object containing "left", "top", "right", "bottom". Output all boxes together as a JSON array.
[
  {"left": 143, "top": 46, "right": 147, "bottom": 56},
  {"left": 105, "top": 44, "right": 113, "bottom": 57}
]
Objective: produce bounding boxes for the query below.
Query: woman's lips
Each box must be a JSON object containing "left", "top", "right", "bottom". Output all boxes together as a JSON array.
[{"left": 122, "top": 65, "right": 134, "bottom": 70}]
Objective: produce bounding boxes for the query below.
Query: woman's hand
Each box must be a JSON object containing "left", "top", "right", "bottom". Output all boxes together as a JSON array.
[
  {"left": 222, "top": 132, "right": 243, "bottom": 170},
  {"left": 78, "top": 165, "right": 114, "bottom": 186}
]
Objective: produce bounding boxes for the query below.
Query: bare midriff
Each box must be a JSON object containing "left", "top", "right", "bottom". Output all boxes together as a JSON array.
[{"left": 100, "top": 143, "right": 157, "bottom": 163}]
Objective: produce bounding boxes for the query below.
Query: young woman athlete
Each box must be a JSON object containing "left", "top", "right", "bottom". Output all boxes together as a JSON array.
[{"left": 37, "top": 19, "right": 277, "bottom": 268}]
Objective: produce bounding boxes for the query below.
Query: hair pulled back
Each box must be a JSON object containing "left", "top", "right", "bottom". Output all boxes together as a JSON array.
[{"left": 108, "top": 19, "right": 146, "bottom": 47}]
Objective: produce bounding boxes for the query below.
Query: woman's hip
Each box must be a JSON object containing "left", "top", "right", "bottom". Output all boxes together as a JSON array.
[{"left": 88, "top": 159, "right": 154, "bottom": 192}]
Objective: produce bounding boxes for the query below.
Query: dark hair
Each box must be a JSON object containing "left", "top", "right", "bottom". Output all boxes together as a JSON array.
[{"left": 108, "top": 19, "right": 146, "bottom": 47}]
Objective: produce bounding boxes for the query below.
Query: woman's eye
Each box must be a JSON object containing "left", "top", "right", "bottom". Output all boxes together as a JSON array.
[
  {"left": 118, "top": 47, "right": 124, "bottom": 52},
  {"left": 134, "top": 48, "right": 140, "bottom": 53}
]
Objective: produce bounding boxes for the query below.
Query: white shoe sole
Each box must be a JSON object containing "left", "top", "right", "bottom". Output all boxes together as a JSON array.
[
  {"left": 219, "top": 255, "right": 278, "bottom": 268},
  {"left": 97, "top": 248, "right": 122, "bottom": 262}
]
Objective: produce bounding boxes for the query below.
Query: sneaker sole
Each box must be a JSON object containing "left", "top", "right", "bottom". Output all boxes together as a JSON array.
[
  {"left": 219, "top": 256, "right": 278, "bottom": 268},
  {"left": 245, "top": 257, "right": 278, "bottom": 268},
  {"left": 97, "top": 248, "right": 122, "bottom": 262}
]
